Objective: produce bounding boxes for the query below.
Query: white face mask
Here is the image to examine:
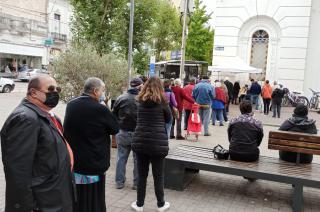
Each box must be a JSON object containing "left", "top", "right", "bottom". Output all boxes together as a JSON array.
[{"left": 99, "top": 92, "right": 106, "bottom": 102}]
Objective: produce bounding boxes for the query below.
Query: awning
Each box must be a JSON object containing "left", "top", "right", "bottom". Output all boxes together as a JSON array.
[{"left": 209, "top": 56, "right": 262, "bottom": 74}]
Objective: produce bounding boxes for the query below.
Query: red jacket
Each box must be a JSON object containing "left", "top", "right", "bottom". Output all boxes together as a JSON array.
[
  {"left": 182, "top": 84, "right": 196, "bottom": 110},
  {"left": 172, "top": 85, "right": 194, "bottom": 111}
]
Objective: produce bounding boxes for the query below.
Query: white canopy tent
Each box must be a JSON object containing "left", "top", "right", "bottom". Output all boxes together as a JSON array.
[{"left": 209, "top": 56, "right": 262, "bottom": 74}]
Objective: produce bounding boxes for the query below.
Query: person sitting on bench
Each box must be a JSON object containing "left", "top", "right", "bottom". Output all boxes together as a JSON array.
[
  {"left": 228, "top": 100, "right": 264, "bottom": 162},
  {"left": 279, "top": 104, "right": 318, "bottom": 163}
]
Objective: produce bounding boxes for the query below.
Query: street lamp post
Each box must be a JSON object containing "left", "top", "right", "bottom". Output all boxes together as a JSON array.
[
  {"left": 179, "top": 0, "right": 188, "bottom": 84},
  {"left": 128, "top": 0, "right": 135, "bottom": 85}
]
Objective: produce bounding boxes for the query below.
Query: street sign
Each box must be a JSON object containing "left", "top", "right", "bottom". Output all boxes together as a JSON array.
[
  {"left": 179, "top": 0, "right": 195, "bottom": 14},
  {"left": 44, "top": 38, "right": 54, "bottom": 47},
  {"left": 149, "top": 56, "right": 156, "bottom": 77}
]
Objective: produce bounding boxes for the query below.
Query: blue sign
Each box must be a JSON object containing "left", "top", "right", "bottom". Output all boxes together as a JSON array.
[{"left": 149, "top": 56, "right": 156, "bottom": 77}]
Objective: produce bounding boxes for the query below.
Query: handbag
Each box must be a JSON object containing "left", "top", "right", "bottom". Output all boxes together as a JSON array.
[{"left": 212, "top": 145, "right": 229, "bottom": 160}]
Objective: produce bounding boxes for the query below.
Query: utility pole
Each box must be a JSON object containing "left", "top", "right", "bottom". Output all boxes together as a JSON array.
[
  {"left": 128, "top": 0, "right": 135, "bottom": 85},
  {"left": 179, "top": 0, "right": 188, "bottom": 83}
]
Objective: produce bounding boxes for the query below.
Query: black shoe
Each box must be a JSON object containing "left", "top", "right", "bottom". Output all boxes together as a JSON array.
[
  {"left": 204, "top": 133, "right": 211, "bottom": 136},
  {"left": 176, "top": 136, "right": 185, "bottom": 140},
  {"left": 170, "top": 136, "right": 175, "bottom": 139}
]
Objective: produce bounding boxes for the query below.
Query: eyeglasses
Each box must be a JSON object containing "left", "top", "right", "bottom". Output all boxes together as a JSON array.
[{"left": 47, "top": 85, "right": 62, "bottom": 93}]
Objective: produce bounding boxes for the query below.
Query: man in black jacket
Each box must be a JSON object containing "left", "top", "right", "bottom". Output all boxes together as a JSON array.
[
  {"left": 224, "top": 77, "right": 233, "bottom": 112},
  {"left": 63, "top": 77, "right": 119, "bottom": 212},
  {"left": 279, "top": 104, "right": 318, "bottom": 163},
  {"left": 1, "top": 75, "right": 74, "bottom": 212},
  {"left": 113, "top": 77, "right": 143, "bottom": 190}
]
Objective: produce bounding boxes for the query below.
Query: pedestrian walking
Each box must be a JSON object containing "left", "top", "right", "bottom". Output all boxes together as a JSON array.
[
  {"left": 249, "top": 79, "right": 262, "bottom": 110},
  {"left": 232, "top": 81, "right": 241, "bottom": 104},
  {"left": 212, "top": 82, "right": 227, "bottom": 126},
  {"left": 171, "top": 78, "right": 194, "bottom": 139},
  {"left": 113, "top": 78, "right": 144, "bottom": 190},
  {"left": 183, "top": 78, "right": 196, "bottom": 130},
  {"left": 261, "top": 80, "right": 273, "bottom": 115},
  {"left": 163, "top": 79, "right": 177, "bottom": 139},
  {"left": 63, "top": 77, "right": 119, "bottom": 212},
  {"left": 131, "top": 77, "right": 171, "bottom": 212},
  {"left": 271, "top": 84, "right": 284, "bottom": 118},
  {"left": 192, "top": 76, "right": 215, "bottom": 136},
  {"left": 1, "top": 75, "right": 75, "bottom": 212}
]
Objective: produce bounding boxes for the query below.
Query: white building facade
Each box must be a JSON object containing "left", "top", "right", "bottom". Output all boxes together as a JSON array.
[
  {"left": 213, "top": 0, "right": 320, "bottom": 95},
  {"left": 0, "top": 0, "right": 72, "bottom": 72}
]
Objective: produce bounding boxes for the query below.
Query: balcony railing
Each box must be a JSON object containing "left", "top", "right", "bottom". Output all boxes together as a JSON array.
[{"left": 51, "top": 32, "right": 67, "bottom": 42}]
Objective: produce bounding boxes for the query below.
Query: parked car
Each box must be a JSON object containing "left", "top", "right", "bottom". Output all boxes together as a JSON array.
[
  {"left": 0, "top": 77, "right": 15, "bottom": 93},
  {"left": 0, "top": 70, "right": 16, "bottom": 79},
  {"left": 18, "top": 69, "right": 49, "bottom": 82}
]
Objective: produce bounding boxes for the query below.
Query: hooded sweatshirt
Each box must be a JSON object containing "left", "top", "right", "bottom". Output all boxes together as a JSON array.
[{"left": 279, "top": 115, "right": 318, "bottom": 163}]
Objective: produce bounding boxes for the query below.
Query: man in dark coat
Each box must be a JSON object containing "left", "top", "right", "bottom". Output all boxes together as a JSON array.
[
  {"left": 279, "top": 104, "right": 318, "bottom": 163},
  {"left": 63, "top": 77, "right": 119, "bottom": 212},
  {"left": 1, "top": 75, "right": 74, "bottom": 212},
  {"left": 113, "top": 77, "right": 143, "bottom": 190}
]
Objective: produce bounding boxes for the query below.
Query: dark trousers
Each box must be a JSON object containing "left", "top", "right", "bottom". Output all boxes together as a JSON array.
[
  {"left": 239, "top": 95, "right": 246, "bottom": 103},
  {"left": 232, "top": 94, "right": 239, "bottom": 104},
  {"left": 184, "top": 109, "right": 191, "bottom": 130},
  {"left": 170, "top": 117, "right": 175, "bottom": 137},
  {"left": 223, "top": 108, "right": 228, "bottom": 122},
  {"left": 75, "top": 175, "right": 106, "bottom": 212},
  {"left": 272, "top": 103, "right": 281, "bottom": 118},
  {"left": 136, "top": 154, "right": 165, "bottom": 208},
  {"left": 230, "top": 152, "right": 259, "bottom": 162},
  {"left": 263, "top": 98, "right": 271, "bottom": 114},
  {"left": 176, "top": 111, "right": 183, "bottom": 137}
]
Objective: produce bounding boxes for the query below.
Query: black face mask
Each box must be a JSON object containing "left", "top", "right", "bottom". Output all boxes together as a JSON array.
[{"left": 44, "top": 92, "right": 60, "bottom": 108}]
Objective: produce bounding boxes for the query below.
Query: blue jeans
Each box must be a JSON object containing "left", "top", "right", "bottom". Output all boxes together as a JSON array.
[
  {"left": 212, "top": 109, "right": 223, "bottom": 125},
  {"left": 165, "top": 116, "right": 173, "bottom": 139},
  {"left": 199, "top": 107, "right": 211, "bottom": 134},
  {"left": 251, "top": 95, "right": 260, "bottom": 110},
  {"left": 115, "top": 130, "right": 138, "bottom": 186}
]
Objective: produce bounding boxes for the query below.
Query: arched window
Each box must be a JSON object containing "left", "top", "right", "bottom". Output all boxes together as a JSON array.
[{"left": 250, "top": 30, "right": 269, "bottom": 81}]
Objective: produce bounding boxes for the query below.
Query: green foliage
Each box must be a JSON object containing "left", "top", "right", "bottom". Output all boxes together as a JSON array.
[
  {"left": 70, "top": 0, "right": 181, "bottom": 74},
  {"left": 52, "top": 44, "right": 129, "bottom": 102},
  {"left": 186, "top": 0, "right": 214, "bottom": 64}
]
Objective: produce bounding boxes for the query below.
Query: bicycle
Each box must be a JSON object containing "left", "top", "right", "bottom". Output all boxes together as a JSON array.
[{"left": 309, "top": 88, "right": 320, "bottom": 110}]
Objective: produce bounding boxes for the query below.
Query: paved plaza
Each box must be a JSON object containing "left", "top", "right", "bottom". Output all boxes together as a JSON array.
[{"left": 0, "top": 82, "right": 320, "bottom": 211}]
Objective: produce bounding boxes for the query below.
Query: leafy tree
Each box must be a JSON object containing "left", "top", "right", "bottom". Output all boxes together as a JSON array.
[
  {"left": 52, "top": 44, "right": 130, "bottom": 102},
  {"left": 186, "top": 0, "right": 214, "bottom": 64},
  {"left": 151, "top": 0, "right": 182, "bottom": 60},
  {"left": 70, "top": 0, "right": 182, "bottom": 75}
]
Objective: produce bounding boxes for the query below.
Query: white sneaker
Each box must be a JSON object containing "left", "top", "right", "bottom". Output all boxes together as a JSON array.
[
  {"left": 157, "top": 202, "right": 170, "bottom": 212},
  {"left": 131, "top": 201, "right": 143, "bottom": 212}
]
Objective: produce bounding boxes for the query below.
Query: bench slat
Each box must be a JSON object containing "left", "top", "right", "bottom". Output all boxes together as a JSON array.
[
  {"left": 269, "top": 138, "right": 320, "bottom": 150},
  {"left": 269, "top": 131, "right": 320, "bottom": 143},
  {"left": 170, "top": 146, "right": 320, "bottom": 178},
  {"left": 268, "top": 144, "right": 320, "bottom": 155}
]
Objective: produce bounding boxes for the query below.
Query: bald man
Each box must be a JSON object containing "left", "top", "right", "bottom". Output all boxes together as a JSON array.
[{"left": 1, "top": 75, "right": 74, "bottom": 212}]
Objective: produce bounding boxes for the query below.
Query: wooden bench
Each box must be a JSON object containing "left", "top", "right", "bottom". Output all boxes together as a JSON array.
[{"left": 164, "top": 131, "right": 320, "bottom": 212}]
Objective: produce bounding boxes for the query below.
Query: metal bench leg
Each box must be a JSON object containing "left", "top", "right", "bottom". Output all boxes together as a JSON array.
[
  {"left": 164, "top": 160, "right": 186, "bottom": 191},
  {"left": 292, "top": 184, "right": 303, "bottom": 212}
]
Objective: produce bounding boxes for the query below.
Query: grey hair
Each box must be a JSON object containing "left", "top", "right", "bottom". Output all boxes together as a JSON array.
[{"left": 83, "top": 77, "right": 105, "bottom": 94}]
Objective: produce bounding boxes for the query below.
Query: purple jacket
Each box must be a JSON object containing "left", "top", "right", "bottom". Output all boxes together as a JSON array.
[{"left": 164, "top": 88, "right": 177, "bottom": 108}]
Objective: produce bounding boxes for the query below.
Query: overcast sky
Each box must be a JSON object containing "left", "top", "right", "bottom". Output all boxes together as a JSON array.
[{"left": 202, "top": 0, "right": 216, "bottom": 27}]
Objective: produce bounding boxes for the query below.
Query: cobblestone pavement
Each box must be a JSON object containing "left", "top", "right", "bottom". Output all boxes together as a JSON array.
[{"left": 0, "top": 82, "right": 320, "bottom": 211}]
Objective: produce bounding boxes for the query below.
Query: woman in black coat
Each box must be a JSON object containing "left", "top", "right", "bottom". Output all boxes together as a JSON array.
[
  {"left": 131, "top": 77, "right": 172, "bottom": 212},
  {"left": 232, "top": 81, "right": 241, "bottom": 104}
]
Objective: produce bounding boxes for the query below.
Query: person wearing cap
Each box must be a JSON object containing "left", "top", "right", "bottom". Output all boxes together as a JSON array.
[
  {"left": 113, "top": 77, "right": 144, "bottom": 190},
  {"left": 279, "top": 104, "right": 318, "bottom": 163}
]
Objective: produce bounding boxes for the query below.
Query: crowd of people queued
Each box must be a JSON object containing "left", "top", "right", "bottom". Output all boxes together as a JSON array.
[{"left": 0, "top": 74, "right": 318, "bottom": 212}]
